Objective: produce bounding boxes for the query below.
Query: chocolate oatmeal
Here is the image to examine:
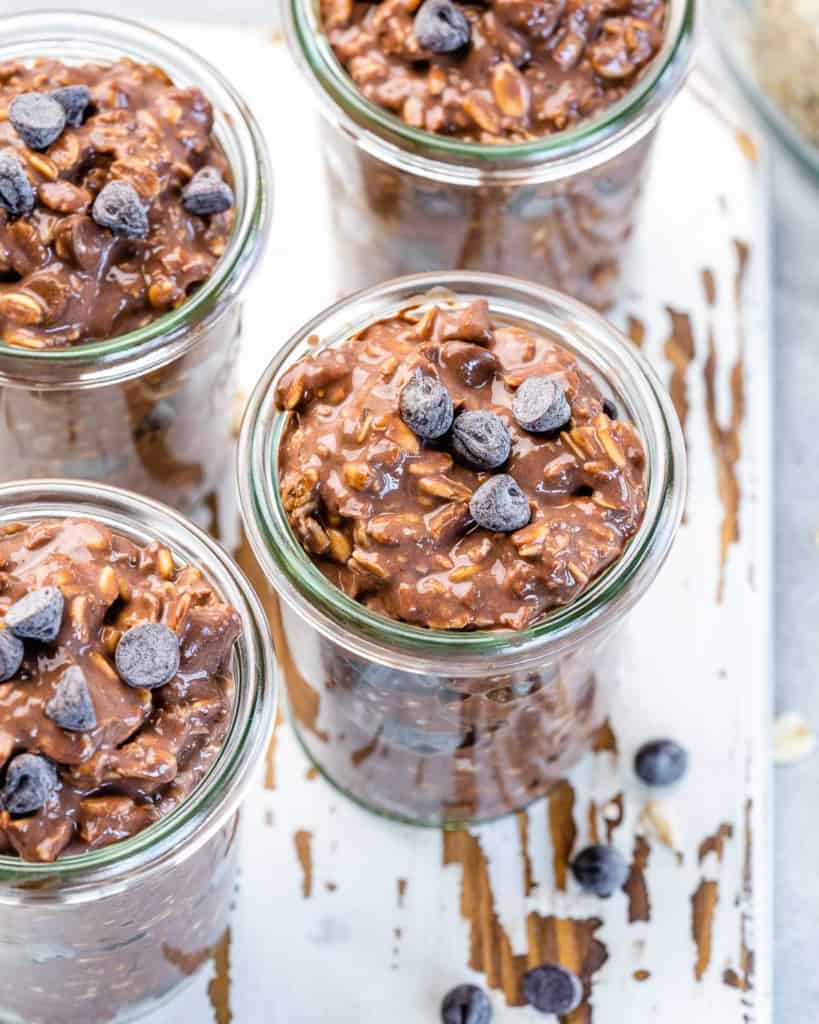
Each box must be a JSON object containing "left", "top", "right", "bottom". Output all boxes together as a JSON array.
[
  {"left": 0, "top": 517, "right": 240, "bottom": 862},
  {"left": 277, "top": 297, "right": 647, "bottom": 631},
  {"left": 0, "top": 58, "right": 234, "bottom": 348},
  {"left": 323, "top": 0, "right": 669, "bottom": 141}
]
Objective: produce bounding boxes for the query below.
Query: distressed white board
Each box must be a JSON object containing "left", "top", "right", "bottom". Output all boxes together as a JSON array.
[{"left": 146, "top": 24, "right": 772, "bottom": 1024}]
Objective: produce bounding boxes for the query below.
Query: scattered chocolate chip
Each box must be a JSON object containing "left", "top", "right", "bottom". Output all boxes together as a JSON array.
[
  {"left": 9, "top": 92, "right": 67, "bottom": 151},
  {"left": 441, "top": 983, "right": 492, "bottom": 1024},
  {"left": 115, "top": 622, "right": 180, "bottom": 690},
  {"left": 399, "top": 374, "right": 454, "bottom": 439},
  {"left": 0, "top": 151, "right": 35, "bottom": 218},
  {"left": 521, "top": 964, "right": 583, "bottom": 1015},
  {"left": 45, "top": 665, "right": 97, "bottom": 732},
  {"left": 92, "top": 180, "right": 149, "bottom": 239},
  {"left": 0, "top": 628, "right": 24, "bottom": 682},
  {"left": 469, "top": 474, "right": 530, "bottom": 533},
  {"left": 5, "top": 586, "right": 64, "bottom": 643},
  {"left": 182, "top": 166, "right": 234, "bottom": 217},
  {"left": 50, "top": 84, "right": 91, "bottom": 127},
  {"left": 602, "top": 398, "right": 618, "bottom": 420},
  {"left": 414, "top": 0, "right": 471, "bottom": 53},
  {"left": 1, "top": 753, "right": 58, "bottom": 816},
  {"left": 634, "top": 738, "right": 688, "bottom": 786},
  {"left": 570, "top": 844, "right": 629, "bottom": 897},
  {"left": 512, "top": 375, "right": 571, "bottom": 434},
  {"left": 451, "top": 410, "right": 511, "bottom": 470}
]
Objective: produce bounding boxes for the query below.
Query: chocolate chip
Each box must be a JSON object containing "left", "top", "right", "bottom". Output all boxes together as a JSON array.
[
  {"left": 469, "top": 474, "right": 530, "bottom": 532},
  {"left": 45, "top": 665, "right": 97, "bottom": 732},
  {"left": 9, "top": 92, "right": 67, "bottom": 151},
  {"left": 182, "top": 167, "right": 234, "bottom": 217},
  {"left": 521, "top": 964, "right": 583, "bottom": 1015},
  {"left": 512, "top": 375, "right": 571, "bottom": 433},
  {"left": 414, "top": 0, "right": 471, "bottom": 53},
  {"left": 0, "top": 151, "right": 35, "bottom": 218},
  {"left": 115, "top": 622, "right": 180, "bottom": 690},
  {"left": 570, "top": 844, "right": 629, "bottom": 897},
  {"left": 399, "top": 374, "right": 454, "bottom": 439},
  {"left": 441, "top": 341, "right": 499, "bottom": 389},
  {"left": 1, "top": 753, "right": 58, "bottom": 817},
  {"left": 92, "top": 181, "right": 149, "bottom": 239},
  {"left": 50, "top": 84, "right": 91, "bottom": 127},
  {"left": 441, "top": 983, "right": 492, "bottom": 1024},
  {"left": 602, "top": 398, "right": 618, "bottom": 420},
  {"left": 5, "top": 586, "right": 64, "bottom": 643},
  {"left": 0, "top": 628, "right": 24, "bottom": 682},
  {"left": 634, "top": 738, "right": 688, "bottom": 786},
  {"left": 451, "top": 411, "right": 511, "bottom": 470}
]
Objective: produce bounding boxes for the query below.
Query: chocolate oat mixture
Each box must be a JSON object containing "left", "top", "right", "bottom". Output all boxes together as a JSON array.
[
  {"left": 0, "top": 518, "right": 240, "bottom": 862},
  {"left": 277, "top": 298, "right": 647, "bottom": 630},
  {"left": 0, "top": 58, "right": 234, "bottom": 348},
  {"left": 323, "top": 0, "right": 668, "bottom": 141}
]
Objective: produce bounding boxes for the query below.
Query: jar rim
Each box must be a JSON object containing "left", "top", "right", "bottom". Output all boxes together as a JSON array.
[
  {"left": 0, "top": 479, "right": 276, "bottom": 898},
  {"left": 238, "top": 271, "right": 686, "bottom": 675},
  {"left": 285, "top": 0, "right": 697, "bottom": 182},
  {"left": 0, "top": 10, "right": 271, "bottom": 370}
]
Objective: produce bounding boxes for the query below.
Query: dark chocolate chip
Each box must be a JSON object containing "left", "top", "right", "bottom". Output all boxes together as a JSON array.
[
  {"left": 602, "top": 398, "right": 618, "bottom": 420},
  {"left": 1, "top": 753, "right": 58, "bottom": 816},
  {"left": 399, "top": 374, "right": 454, "bottom": 439},
  {"left": 0, "top": 628, "right": 24, "bottom": 682},
  {"left": 92, "top": 180, "right": 149, "bottom": 239},
  {"left": 441, "top": 983, "right": 492, "bottom": 1024},
  {"left": 9, "top": 92, "right": 66, "bottom": 151},
  {"left": 512, "top": 375, "right": 571, "bottom": 434},
  {"left": 5, "top": 586, "right": 64, "bottom": 643},
  {"left": 182, "top": 166, "right": 234, "bottom": 217},
  {"left": 115, "top": 622, "right": 180, "bottom": 690},
  {"left": 451, "top": 410, "right": 511, "bottom": 470},
  {"left": 441, "top": 341, "right": 499, "bottom": 389},
  {"left": 469, "top": 474, "right": 530, "bottom": 533},
  {"left": 0, "top": 151, "right": 35, "bottom": 218},
  {"left": 50, "top": 84, "right": 91, "bottom": 127},
  {"left": 45, "top": 665, "right": 97, "bottom": 732},
  {"left": 634, "top": 738, "right": 688, "bottom": 786},
  {"left": 521, "top": 964, "right": 583, "bottom": 1015},
  {"left": 570, "top": 844, "right": 629, "bottom": 897},
  {"left": 414, "top": 0, "right": 471, "bottom": 53}
]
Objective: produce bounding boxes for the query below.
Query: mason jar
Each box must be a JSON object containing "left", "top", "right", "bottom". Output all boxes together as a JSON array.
[
  {"left": 0, "top": 11, "right": 271, "bottom": 519},
  {"left": 0, "top": 479, "right": 276, "bottom": 1024},
  {"left": 238, "top": 271, "right": 685, "bottom": 826},
  {"left": 284, "top": 0, "right": 695, "bottom": 310}
]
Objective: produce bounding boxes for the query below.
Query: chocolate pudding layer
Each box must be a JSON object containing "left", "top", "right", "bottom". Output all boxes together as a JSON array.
[
  {"left": 277, "top": 297, "right": 647, "bottom": 631},
  {"left": 322, "top": 0, "right": 668, "bottom": 142},
  {"left": 0, "top": 57, "right": 234, "bottom": 349},
  {"left": 0, "top": 517, "right": 240, "bottom": 863}
]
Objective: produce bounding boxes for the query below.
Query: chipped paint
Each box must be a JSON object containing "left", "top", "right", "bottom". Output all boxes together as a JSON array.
[
  {"left": 591, "top": 719, "right": 618, "bottom": 757},
  {"left": 698, "top": 823, "right": 734, "bottom": 864},
  {"left": 603, "top": 793, "right": 624, "bottom": 845},
  {"left": 691, "top": 881, "right": 719, "bottom": 982},
  {"left": 548, "top": 781, "right": 577, "bottom": 891},
  {"left": 517, "top": 812, "right": 536, "bottom": 897},
  {"left": 663, "top": 307, "right": 696, "bottom": 446},
  {"left": 626, "top": 315, "right": 646, "bottom": 348},
  {"left": 163, "top": 941, "right": 212, "bottom": 976},
  {"left": 397, "top": 878, "right": 408, "bottom": 908},
  {"left": 295, "top": 830, "right": 314, "bottom": 899},
  {"left": 207, "top": 928, "right": 232, "bottom": 1024},
  {"left": 624, "top": 835, "right": 651, "bottom": 923},
  {"left": 702, "top": 268, "right": 717, "bottom": 307},
  {"left": 265, "top": 707, "right": 283, "bottom": 791}
]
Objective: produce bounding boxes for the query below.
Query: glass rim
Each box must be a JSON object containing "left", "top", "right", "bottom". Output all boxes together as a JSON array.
[
  {"left": 238, "top": 271, "right": 686, "bottom": 673},
  {"left": 286, "top": 0, "right": 697, "bottom": 174},
  {"left": 0, "top": 478, "right": 276, "bottom": 896},
  {"left": 0, "top": 9, "right": 271, "bottom": 366}
]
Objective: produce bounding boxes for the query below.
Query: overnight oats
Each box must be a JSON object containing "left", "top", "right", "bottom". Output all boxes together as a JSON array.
[
  {"left": 285, "top": 0, "right": 695, "bottom": 308},
  {"left": 0, "top": 480, "right": 275, "bottom": 1024},
  {"left": 239, "top": 272, "right": 685, "bottom": 825},
  {"left": 0, "top": 11, "right": 270, "bottom": 516}
]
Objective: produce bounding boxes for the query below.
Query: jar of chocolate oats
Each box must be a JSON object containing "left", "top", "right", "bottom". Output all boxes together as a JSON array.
[
  {"left": 0, "top": 12, "right": 270, "bottom": 519},
  {"left": 0, "top": 479, "right": 275, "bottom": 1024},
  {"left": 238, "top": 272, "right": 684, "bottom": 825},
  {"left": 285, "top": 0, "right": 694, "bottom": 310}
]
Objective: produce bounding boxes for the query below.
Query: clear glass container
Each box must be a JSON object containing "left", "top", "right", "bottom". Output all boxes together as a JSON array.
[
  {"left": 0, "top": 479, "right": 276, "bottom": 1024},
  {"left": 284, "top": 0, "right": 695, "bottom": 310},
  {"left": 0, "top": 11, "right": 271, "bottom": 518},
  {"left": 238, "top": 272, "right": 685, "bottom": 826}
]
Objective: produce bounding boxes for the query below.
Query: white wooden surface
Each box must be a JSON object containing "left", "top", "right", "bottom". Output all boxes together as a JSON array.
[{"left": 149, "top": 24, "right": 772, "bottom": 1024}]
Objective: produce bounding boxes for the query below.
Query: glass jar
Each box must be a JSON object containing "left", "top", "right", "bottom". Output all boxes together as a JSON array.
[
  {"left": 0, "top": 479, "right": 276, "bottom": 1024},
  {"left": 0, "top": 11, "right": 271, "bottom": 518},
  {"left": 284, "top": 0, "right": 695, "bottom": 310},
  {"left": 238, "top": 271, "right": 685, "bottom": 826}
]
